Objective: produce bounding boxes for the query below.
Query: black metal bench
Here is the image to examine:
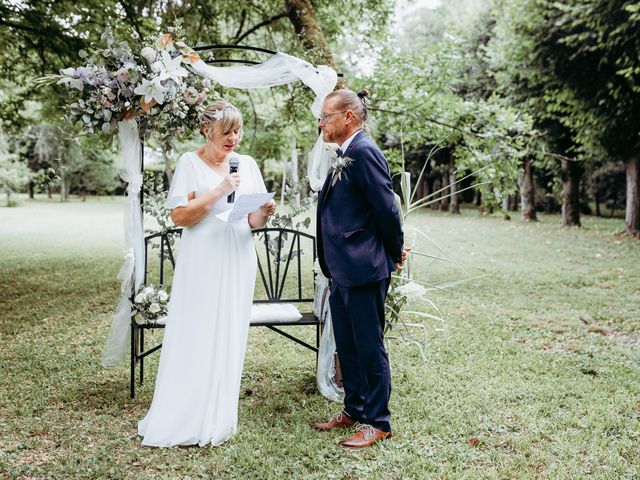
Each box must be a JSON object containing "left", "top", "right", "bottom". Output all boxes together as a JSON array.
[{"left": 130, "top": 226, "right": 321, "bottom": 398}]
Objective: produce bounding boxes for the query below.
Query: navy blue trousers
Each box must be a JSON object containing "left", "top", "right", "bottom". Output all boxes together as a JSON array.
[{"left": 329, "top": 277, "right": 392, "bottom": 432}]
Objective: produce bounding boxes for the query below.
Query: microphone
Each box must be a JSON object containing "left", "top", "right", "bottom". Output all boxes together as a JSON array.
[{"left": 227, "top": 156, "right": 240, "bottom": 203}]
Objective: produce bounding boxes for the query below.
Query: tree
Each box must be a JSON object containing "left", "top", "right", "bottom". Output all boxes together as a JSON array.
[
  {"left": 1, "top": 0, "right": 394, "bottom": 202},
  {"left": 0, "top": 128, "right": 31, "bottom": 206},
  {"left": 368, "top": 26, "right": 531, "bottom": 213},
  {"left": 535, "top": 0, "right": 640, "bottom": 236}
]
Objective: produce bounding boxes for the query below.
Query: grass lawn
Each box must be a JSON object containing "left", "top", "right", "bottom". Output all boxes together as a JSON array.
[{"left": 1, "top": 196, "right": 639, "bottom": 479}]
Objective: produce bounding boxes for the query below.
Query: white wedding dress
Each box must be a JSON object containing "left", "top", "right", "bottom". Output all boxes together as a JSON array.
[{"left": 138, "top": 151, "right": 266, "bottom": 447}]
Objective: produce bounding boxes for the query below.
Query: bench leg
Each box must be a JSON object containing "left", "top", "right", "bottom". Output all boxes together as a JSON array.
[
  {"left": 315, "top": 322, "right": 320, "bottom": 369},
  {"left": 139, "top": 328, "right": 145, "bottom": 386},
  {"left": 130, "top": 323, "right": 137, "bottom": 399}
]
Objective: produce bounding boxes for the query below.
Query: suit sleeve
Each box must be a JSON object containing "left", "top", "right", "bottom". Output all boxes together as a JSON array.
[{"left": 350, "top": 144, "right": 404, "bottom": 262}]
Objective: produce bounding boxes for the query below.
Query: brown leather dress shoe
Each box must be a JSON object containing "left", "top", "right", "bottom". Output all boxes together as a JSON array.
[
  {"left": 339, "top": 424, "right": 391, "bottom": 449},
  {"left": 312, "top": 411, "right": 355, "bottom": 431}
]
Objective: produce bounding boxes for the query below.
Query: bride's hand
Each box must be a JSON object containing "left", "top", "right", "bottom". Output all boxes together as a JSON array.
[
  {"left": 260, "top": 200, "right": 276, "bottom": 216},
  {"left": 217, "top": 173, "right": 241, "bottom": 196}
]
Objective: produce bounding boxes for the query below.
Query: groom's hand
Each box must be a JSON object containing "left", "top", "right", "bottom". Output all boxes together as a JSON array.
[{"left": 395, "top": 247, "right": 412, "bottom": 272}]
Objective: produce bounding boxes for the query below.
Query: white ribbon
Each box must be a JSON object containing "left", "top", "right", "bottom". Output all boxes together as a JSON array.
[
  {"left": 315, "top": 273, "right": 344, "bottom": 402},
  {"left": 192, "top": 53, "right": 336, "bottom": 192},
  {"left": 102, "top": 120, "right": 145, "bottom": 366}
]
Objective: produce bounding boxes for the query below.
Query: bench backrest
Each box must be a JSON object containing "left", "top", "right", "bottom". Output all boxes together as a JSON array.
[{"left": 142, "top": 227, "right": 316, "bottom": 305}]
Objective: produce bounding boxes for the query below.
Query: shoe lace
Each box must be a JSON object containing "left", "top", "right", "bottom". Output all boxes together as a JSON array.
[
  {"left": 355, "top": 424, "right": 376, "bottom": 440},
  {"left": 332, "top": 412, "right": 346, "bottom": 423}
]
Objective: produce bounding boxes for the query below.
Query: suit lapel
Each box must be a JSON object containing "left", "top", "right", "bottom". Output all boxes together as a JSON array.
[
  {"left": 320, "top": 131, "right": 365, "bottom": 209},
  {"left": 343, "top": 130, "right": 364, "bottom": 159}
]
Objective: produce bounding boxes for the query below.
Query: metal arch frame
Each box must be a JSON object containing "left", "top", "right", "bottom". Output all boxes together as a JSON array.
[
  {"left": 133, "top": 44, "right": 337, "bottom": 399},
  {"left": 141, "top": 43, "right": 342, "bottom": 204},
  {"left": 194, "top": 44, "right": 277, "bottom": 65}
]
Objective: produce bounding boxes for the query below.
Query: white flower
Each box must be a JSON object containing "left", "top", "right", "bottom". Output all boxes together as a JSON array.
[
  {"left": 140, "top": 46, "right": 157, "bottom": 63},
  {"left": 142, "top": 287, "right": 154, "bottom": 298},
  {"left": 324, "top": 143, "right": 340, "bottom": 159},
  {"left": 212, "top": 109, "right": 224, "bottom": 120},
  {"left": 134, "top": 77, "right": 167, "bottom": 104},
  {"left": 157, "top": 291, "right": 169, "bottom": 302},
  {"left": 134, "top": 293, "right": 145, "bottom": 303},
  {"left": 395, "top": 282, "right": 426, "bottom": 302},
  {"left": 183, "top": 86, "right": 199, "bottom": 105},
  {"left": 151, "top": 50, "right": 188, "bottom": 83},
  {"left": 312, "top": 259, "right": 322, "bottom": 276},
  {"left": 330, "top": 155, "right": 353, "bottom": 186},
  {"left": 58, "top": 68, "right": 84, "bottom": 91},
  {"left": 149, "top": 303, "right": 161, "bottom": 314}
]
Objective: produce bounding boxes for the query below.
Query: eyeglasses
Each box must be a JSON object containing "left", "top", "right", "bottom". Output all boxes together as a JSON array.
[{"left": 318, "top": 111, "right": 346, "bottom": 122}]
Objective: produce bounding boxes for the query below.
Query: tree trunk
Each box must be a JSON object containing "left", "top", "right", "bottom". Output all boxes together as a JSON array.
[
  {"left": 431, "top": 179, "right": 441, "bottom": 210},
  {"left": 625, "top": 155, "right": 640, "bottom": 238},
  {"left": 28, "top": 182, "right": 35, "bottom": 199},
  {"left": 285, "top": 0, "right": 342, "bottom": 85},
  {"left": 46, "top": 183, "right": 52, "bottom": 199},
  {"left": 595, "top": 192, "right": 601, "bottom": 217},
  {"left": 561, "top": 159, "right": 581, "bottom": 226},
  {"left": 60, "top": 176, "right": 68, "bottom": 202},
  {"left": 474, "top": 189, "right": 481, "bottom": 207},
  {"left": 449, "top": 154, "right": 460, "bottom": 214},
  {"left": 518, "top": 157, "right": 537, "bottom": 221},
  {"left": 439, "top": 169, "right": 450, "bottom": 211}
]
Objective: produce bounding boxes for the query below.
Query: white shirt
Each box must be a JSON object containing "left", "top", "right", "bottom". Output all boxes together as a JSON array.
[{"left": 339, "top": 129, "right": 362, "bottom": 155}]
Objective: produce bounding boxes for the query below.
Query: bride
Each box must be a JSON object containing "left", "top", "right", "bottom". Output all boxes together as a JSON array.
[{"left": 138, "top": 100, "right": 276, "bottom": 447}]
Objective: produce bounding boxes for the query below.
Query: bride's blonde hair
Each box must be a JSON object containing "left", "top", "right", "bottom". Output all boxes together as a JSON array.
[{"left": 199, "top": 100, "right": 244, "bottom": 142}]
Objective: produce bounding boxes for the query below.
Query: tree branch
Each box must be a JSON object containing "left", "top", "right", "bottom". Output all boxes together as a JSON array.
[
  {"left": 233, "top": 12, "right": 288, "bottom": 44},
  {"left": 368, "top": 106, "right": 486, "bottom": 138},
  {"left": 117, "top": 0, "right": 144, "bottom": 40},
  {"left": 234, "top": 9, "right": 247, "bottom": 41}
]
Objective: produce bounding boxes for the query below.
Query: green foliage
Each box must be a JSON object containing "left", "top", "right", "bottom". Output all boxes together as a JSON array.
[
  {"left": 59, "top": 136, "right": 121, "bottom": 197},
  {"left": 369, "top": 29, "right": 534, "bottom": 205},
  {"left": 0, "top": 128, "right": 31, "bottom": 205},
  {"left": 539, "top": 0, "right": 640, "bottom": 160},
  {"left": 269, "top": 177, "right": 314, "bottom": 232}
]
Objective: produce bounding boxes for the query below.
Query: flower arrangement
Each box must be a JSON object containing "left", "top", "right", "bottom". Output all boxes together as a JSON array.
[
  {"left": 36, "top": 27, "right": 214, "bottom": 152},
  {"left": 326, "top": 145, "right": 353, "bottom": 186},
  {"left": 385, "top": 279, "right": 427, "bottom": 330},
  {"left": 132, "top": 284, "right": 170, "bottom": 323}
]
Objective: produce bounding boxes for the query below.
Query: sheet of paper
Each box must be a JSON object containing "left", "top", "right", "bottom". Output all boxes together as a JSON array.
[{"left": 216, "top": 192, "right": 275, "bottom": 223}]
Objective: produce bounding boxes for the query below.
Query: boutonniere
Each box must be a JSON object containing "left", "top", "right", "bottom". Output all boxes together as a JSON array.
[{"left": 326, "top": 145, "right": 354, "bottom": 187}]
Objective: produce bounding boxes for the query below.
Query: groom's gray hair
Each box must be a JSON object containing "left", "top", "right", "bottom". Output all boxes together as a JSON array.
[{"left": 325, "top": 89, "right": 369, "bottom": 124}]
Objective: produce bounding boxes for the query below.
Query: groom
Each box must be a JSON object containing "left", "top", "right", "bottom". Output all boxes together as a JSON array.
[{"left": 313, "top": 89, "right": 407, "bottom": 449}]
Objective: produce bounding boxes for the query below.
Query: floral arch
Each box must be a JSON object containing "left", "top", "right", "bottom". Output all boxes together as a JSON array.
[{"left": 43, "top": 31, "right": 338, "bottom": 367}]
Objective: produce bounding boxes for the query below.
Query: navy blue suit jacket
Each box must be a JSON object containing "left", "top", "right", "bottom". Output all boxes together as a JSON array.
[{"left": 317, "top": 131, "right": 404, "bottom": 287}]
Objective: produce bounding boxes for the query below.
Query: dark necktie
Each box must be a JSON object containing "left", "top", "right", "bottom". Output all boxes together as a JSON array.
[{"left": 336, "top": 148, "right": 344, "bottom": 158}]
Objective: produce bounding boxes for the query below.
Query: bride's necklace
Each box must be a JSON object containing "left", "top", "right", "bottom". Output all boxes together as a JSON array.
[{"left": 200, "top": 147, "right": 227, "bottom": 168}]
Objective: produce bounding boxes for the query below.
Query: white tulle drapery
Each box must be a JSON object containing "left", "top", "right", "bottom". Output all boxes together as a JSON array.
[
  {"left": 314, "top": 273, "right": 344, "bottom": 401},
  {"left": 101, "top": 53, "right": 340, "bottom": 400},
  {"left": 190, "top": 53, "right": 336, "bottom": 192},
  {"left": 102, "top": 120, "right": 145, "bottom": 366}
]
